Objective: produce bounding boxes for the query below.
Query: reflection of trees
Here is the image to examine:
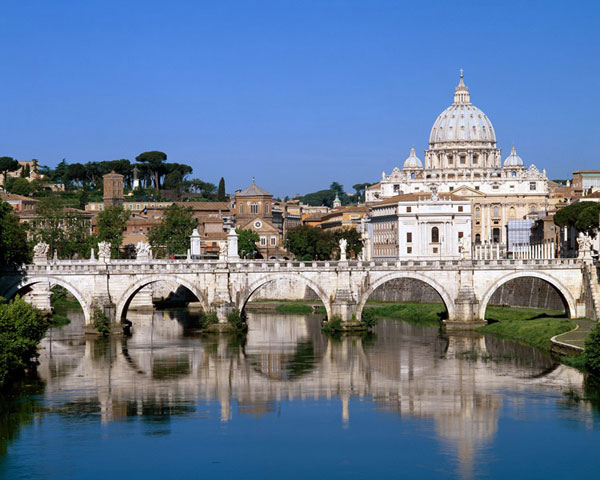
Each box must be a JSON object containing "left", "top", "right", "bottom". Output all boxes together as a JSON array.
[{"left": 0, "top": 377, "right": 45, "bottom": 456}]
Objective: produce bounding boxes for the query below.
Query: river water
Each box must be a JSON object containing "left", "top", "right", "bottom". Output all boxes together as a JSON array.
[{"left": 1, "top": 309, "right": 599, "bottom": 479}]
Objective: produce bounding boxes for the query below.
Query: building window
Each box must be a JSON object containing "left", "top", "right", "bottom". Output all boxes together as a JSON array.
[
  {"left": 512, "top": 171, "right": 517, "bottom": 177},
  {"left": 406, "top": 206, "right": 411, "bottom": 213},
  {"left": 475, "top": 186, "right": 480, "bottom": 190},
  {"left": 493, "top": 206, "right": 499, "bottom": 217},
  {"left": 492, "top": 228, "right": 501, "bottom": 243},
  {"left": 270, "top": 236, "right": 276, "bottom": 246},
  {"left": 240, "top": 204, "right": 244, "bottom": 214},
  {"left": 458, "top": 231, "right": 464, "bottom": 239},
  {"left": 265, "top": 203, "right": 269, "bottom": 214},
  {"left": 475, "top": 233, "right": 481, "bottom": 243},
  {"left": 449, "top": 186, "right": 454, "bottom": 191},
  {"left": 407, "top": 232, "right": 412, "bottom": 243},
  {"left": 448, "top": 156, "right": 453, "bottom": 164},
  {"left": 431, "top": 226, "right": 439, "bottom": 243},
  {"left": 260, "top": 236, "right": 266, "bottom": 246},
  {"left": 394, "top": 184, "right": 400, "bottom": 192},
  {"left": 433, "top": 247, "right": 438, "bottom": 253},
  {"left": 458, "top": 206, "right": 463, "bottom": 212},
  {"left": 251, "top": 203, "right": 258, "bottom": 214},
  {"left": 473, "top": 155, "right": 478, "bottom": 164},
  {"left": 475, "top": 207, "right": 480, "bottom": 218},
  {"left": 411, "top": 173, "right": 415, "bottom": 179},
  {"left": 460, "top": 156, "right": 466, "bottom": 164},
  {"left": 407, "top": 247, "right": 412, "bottom": 254},
  {"left": 530, "top": 182, "right": 536, "bottom": 191}
]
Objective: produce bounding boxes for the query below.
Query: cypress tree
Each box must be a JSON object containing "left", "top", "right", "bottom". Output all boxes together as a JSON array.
[{"left": 217, "top": 177, "right": 226, "bottom": 201}]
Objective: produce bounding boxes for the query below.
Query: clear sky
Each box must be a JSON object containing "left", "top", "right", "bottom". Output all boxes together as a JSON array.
[{"left": 1, "top": 0, "right": 598, "bottom": 197}]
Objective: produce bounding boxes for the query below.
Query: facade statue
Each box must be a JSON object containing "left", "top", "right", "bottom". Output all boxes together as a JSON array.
[
  {"left": 98, "top": 241, "right": 111, "bottom": 262},
  {"left": 339, "top": 238, "right": 348, "bottom": 261}
]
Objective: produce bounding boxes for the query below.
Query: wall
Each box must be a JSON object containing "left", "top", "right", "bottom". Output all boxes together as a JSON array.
[{"left": 488, "top": 277, "right": 566, "bottom": 311}]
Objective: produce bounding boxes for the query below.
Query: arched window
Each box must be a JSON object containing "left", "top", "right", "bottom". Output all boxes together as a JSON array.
[
  {"left": 251, "top": 202, "right": 258, "bottom": 214},
  {"left": 475, "top": 233, "right": 481, "bottom": 243},
  {"left": 509, "top": 207, "right": 516, "bottom": 217},
  {"left": 530, "top": 204, "right": 537, "bottom": 213},
  {"left": 493, "top": 206, "right": 499, "bottom": 217},
  {"left": 475, "top": 207, "right": 481, "bottom": 218},
  {"left": 431, "top": 226, "right": 439, "bottom": 243}
]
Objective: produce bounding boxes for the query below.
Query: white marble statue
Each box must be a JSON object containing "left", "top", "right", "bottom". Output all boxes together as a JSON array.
[
  {"left": 459, "top": 236, "right": 471, "bottom": 259},
  {"left": 577, "top": 232, "right": 593, "bottom": 262},
  {"left": 135, "top": 242, "right": 152, "bottom": 260},
  {"left": 33, "top": 242, "right": 49, "bottom": 258},
  {"left": 218, "top": 240, "right": 227, "bottom": 260},
  {"left": 98, "top": 241, "right": 111, "bottom": 262},
  {"left": 339, "top": 238, "right": 348, "bottom": 261}
]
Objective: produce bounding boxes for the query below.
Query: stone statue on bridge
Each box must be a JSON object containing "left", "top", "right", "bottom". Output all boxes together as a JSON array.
[
  {"left": 98, "top": 241, "right": 111, "bottom": 263},
  {"left": 33, "top": 242, "right": 50, "bottom": 265},
  {"left": 577, "top": 232, "right": 593, "bottom": 264},
  {"left": 135, "top": 242, "right": 152, "bottom": 262},
  {"left": 339, "top": 238, "right": 348, "bottom": 262},
  {"left": 459, "top": 236, "right": 471, "bottom": 260},
  {"left": 218, "top": 241, "right": 227, "bottom": 261}
]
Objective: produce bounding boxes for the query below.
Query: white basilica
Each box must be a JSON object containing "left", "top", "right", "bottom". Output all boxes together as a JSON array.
[{"left": 366, "top": 72, "right": 549, "bottom": 245}]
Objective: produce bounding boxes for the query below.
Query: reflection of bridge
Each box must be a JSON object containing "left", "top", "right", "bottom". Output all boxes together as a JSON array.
[
  {"left": 36, "top": 312, "right": 585, "bottom": 479},
  {"left": 0, "top": 258, "right": 593, "bottom": 328}
]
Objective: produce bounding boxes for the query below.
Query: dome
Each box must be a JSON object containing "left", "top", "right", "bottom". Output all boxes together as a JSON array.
[
  {"left": 429, "top": 72, "right": 496, "bottom": 145},
  {"left": 503, "top": 146, "right": 524, "bottom": 167},
  {"left": 403, "top": 147, "right": 423, "bottom": 169}
]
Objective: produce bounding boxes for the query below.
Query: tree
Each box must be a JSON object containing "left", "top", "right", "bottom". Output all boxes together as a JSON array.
[
  {"left": 0, "top": 200, "right": 30, "bottom": 267},
  {"left": 0, "top": 156, "right": 20, "bottom": 182},
  {"left": 96, "top": 206, "right": 131, "bottom": 258},
  {"left": 284, "top": 225, "right": 363, "bottom": 260},
  {"left": 584, "top": 324, "right": 600, "bottom": 373},
  {"left": 218, "top": 177, "right": 226, "bottom": 201},
  {"left": 554, "top": 201, "right": 600, "bottom": 237},
  {"left": 4, "top": 177, "right": 33, "bottom": 196},
  {"left": 148, "top": 204, "right": 195, "bottom": 257},
  {"left": 135, "top": 151, "right": 167, "bottom": 189},
  {"left": 0, "top": 296, "right": 49, "bottom": 387},
  {"left": 236, "top": 228, "right": 260, "bottom": 259}
]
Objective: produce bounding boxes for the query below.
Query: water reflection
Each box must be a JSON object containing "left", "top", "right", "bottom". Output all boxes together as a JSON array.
[{"left": 4, "top": 309, "right": 598, "bottom": 478}]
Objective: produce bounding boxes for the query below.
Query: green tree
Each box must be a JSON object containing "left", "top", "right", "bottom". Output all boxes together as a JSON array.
[
  {"left": 554, "top": 201, "right": 600, "bottom": 236},
  {"left": 135, "top": 151, "right": 167, "bottom": 189},
  {"left": 0, "top": 296, "right": 49, "bottom": 387},
  {"left": 218, "top": 177, "right": 226, "bottom": 201},
  {"left": 96, "top": 205, "right": 131, "bottom": 258},
  {"left": 584, "top": 324, "right": 600, "bottom": 373},
  {"left": 148, "top": 204, "right": 195, "bottom": 257},
  {"left": 284, "top": 225, "right": 363, "bottom": 260},
  {"left": 236, "top": 228, "right": 260, "bottom": 259},
  {"left": 4, "top": 177, "right": 33, "bottom": 196},
  {"left": 0, "top": 156, "right": 20, "bottom": 182},
  {"left": 0, "top": 201, "right": 30, "bottom": 267}
]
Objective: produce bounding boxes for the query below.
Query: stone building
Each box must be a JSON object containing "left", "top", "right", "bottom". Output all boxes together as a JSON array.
[
  {"left": 366, "top": 72, "right": 550, "bottom": 245},
  {"left": 103, "top": 171, "right": 124, "bottom": 206},
  {"left": 367, "top": 192, "right": 471, "bottom": 260}
]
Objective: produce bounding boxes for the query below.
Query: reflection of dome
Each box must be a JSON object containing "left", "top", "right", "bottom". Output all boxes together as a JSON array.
[
  {"left": 503, "top": 146, "right": 524, "bottom": 167},
  {"left": 403, "top": 147, "right": 423, "bottom": 169},
  {"left": 429, "top": 72, "right": 496, "bottom": 145}
]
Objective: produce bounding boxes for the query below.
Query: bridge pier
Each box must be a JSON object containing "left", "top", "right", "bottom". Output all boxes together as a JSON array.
[
  {"left": 445, "top": 266, "right": 485, "bottom": 330},
  {"left": 28, "top": 280, "right": 52, "bottom": 313}
]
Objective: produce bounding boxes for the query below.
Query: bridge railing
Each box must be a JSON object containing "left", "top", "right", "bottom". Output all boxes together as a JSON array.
[{"left": 16, "top": 256, "right": 583, "bottom": 275}]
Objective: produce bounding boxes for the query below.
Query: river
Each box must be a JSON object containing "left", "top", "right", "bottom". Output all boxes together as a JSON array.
[{"left": 1, "top": 309, "right": 599, "bottom": 479}]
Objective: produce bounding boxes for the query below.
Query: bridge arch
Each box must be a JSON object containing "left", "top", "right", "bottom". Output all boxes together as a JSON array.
[
  {"left": 478, "top": 271, "right": 577, "bottom": 320},
  {"left": 115, "top": 275, "right": 208, "bottom": 322},
  {"left": 3, "top": 276, "right": 91, "bottom": 324},
  {"left": 356, "top": 272, "right": 456, "bottom": 320},
  {"left": 238, "top": 273, "right": 332, "bottom": 320}
]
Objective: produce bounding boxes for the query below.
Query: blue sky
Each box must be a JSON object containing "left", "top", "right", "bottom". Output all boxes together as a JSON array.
[{"left": 1, "top": 0, "right": 598, "bottom": 196}]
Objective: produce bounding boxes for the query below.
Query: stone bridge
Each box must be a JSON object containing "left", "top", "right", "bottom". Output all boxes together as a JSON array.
[{"left": 0, "top": 256, "right": 594, "bottom": 331}]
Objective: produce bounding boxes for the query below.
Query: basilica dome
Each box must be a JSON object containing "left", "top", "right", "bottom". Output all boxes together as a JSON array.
[
  {"left": 503, "top": 146, "right": 524, "bottom": 167},
  {"left": 428, "top": 73, "right": 496, "bottom": 146},
  {"left": 403, "top": 147, "right": 423, "bottom": 169}
]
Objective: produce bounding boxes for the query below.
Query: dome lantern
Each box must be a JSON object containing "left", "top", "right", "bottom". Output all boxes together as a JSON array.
[{"left": 403, "top": 147, "right": 423, "bottom": 169}]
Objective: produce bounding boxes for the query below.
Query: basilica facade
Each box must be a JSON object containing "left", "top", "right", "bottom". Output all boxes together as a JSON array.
[{"left": 366, "top": 73, "right": 550, "bottom": 244}]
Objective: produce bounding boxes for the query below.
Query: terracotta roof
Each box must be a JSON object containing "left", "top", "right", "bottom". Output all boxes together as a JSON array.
[
  {"left": 0, "top": 192, "right": 38, "bottom": 202},
  {"left": 583, "top": 191, "right": 600, "bottom": 198},
  {"left": 573, "top": 170, "right": 600, "bottom": 174},
  {"left": 175, "top": 201, "right": 230, "bottom": 210},
  {"left": 366, "top": 182, "right": 381, "bottom": 190}
]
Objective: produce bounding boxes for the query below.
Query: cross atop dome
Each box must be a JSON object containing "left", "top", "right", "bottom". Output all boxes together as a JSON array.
[{"left": 454, "top": 69, "right": 470, "bottom": 104}]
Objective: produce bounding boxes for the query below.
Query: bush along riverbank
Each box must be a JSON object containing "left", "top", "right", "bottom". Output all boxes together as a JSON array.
[{"left": 0, "top": 296, "right": 49, "bottom": 389}]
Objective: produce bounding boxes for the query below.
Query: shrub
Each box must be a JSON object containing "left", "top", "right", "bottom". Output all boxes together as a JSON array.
[
  {"left": 361, "top": 309, "right": 378, "bottom": 329},
  {"left": 584, "top": 324, "right": 600, "bottom": 373},
  {"left": 200, "top": 310, "right": 219, "bottom": 328},
  {"left": 322, "top": 315, "right": 343, "bottom": 334},
  {"left": 227, "top": 308, "right": 247, "bottom": 332},
  {"left": 0, "top": 296, "right": 49, "bottom": 387},
  {"left": 92, "top": 307, "right": 111, "bottom": 336}
]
